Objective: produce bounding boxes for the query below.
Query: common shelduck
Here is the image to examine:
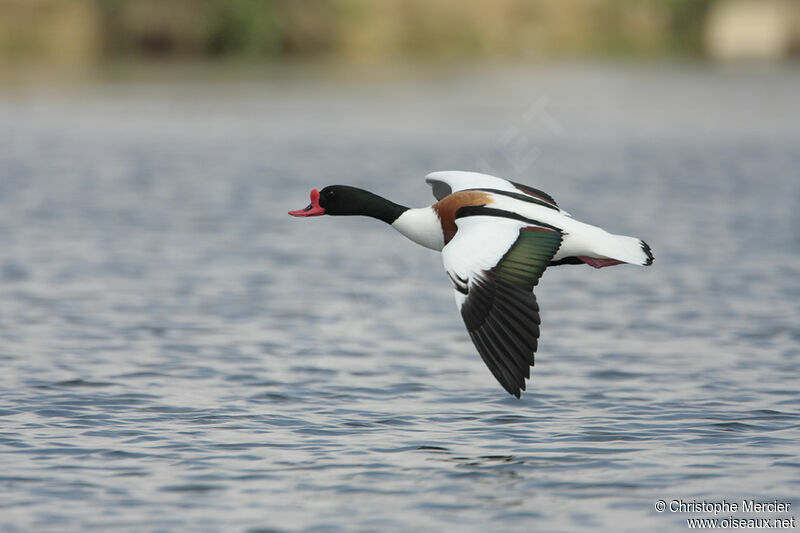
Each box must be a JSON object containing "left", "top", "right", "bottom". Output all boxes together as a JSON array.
[{"left": 289, "top": 171, "right": 653, "bottom": 397}]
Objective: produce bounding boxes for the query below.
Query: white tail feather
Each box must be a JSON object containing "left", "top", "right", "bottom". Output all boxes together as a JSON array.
[{"left": 597, "top": 234, "right": 654, "bottom": 266}]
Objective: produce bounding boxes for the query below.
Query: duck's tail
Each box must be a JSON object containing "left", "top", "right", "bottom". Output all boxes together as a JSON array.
[{"left": 578, "top": 234, "right": 654, "bottom": 269}]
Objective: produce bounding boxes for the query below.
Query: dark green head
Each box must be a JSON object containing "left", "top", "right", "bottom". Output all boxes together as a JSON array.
[{"left": 289, "top": 185, "right": 408, "bottom": 224}]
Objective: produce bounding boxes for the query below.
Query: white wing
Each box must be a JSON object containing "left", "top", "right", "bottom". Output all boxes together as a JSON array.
[
  {"left": 442, "top": 215, "right": 563, "bottom": 397},
  {"left": 425, "top": 170, "right": 563, "bottom": 213}
]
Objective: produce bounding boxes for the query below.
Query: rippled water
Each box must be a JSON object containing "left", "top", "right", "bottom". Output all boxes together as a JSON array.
[{"left": 1, "top": 65, "right": 799, "bottom": 532}]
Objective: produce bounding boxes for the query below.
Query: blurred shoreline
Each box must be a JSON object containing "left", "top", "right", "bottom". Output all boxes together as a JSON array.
[
  {"left": 3, "top": 57, "right": 797, "bottom": 96},
  {"left": 1, "top": 0, "right": 798, "bottom": 79}
]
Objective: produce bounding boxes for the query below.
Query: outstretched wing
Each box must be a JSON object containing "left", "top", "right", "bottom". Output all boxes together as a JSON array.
[
  {"left": 426, "top": 170, "right": 561, "bottom": 211},
  {"left": 442, "top": 214, "right": 563, "bottom": 397}
]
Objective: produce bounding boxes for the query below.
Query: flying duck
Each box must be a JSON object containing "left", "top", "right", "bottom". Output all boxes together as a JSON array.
[{"left": 289, "top": 171, "right": 653, "bottom": 397}]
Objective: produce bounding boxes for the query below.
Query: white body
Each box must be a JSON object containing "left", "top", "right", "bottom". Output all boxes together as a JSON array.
[{"left": 392, "top": 171, "right": 650, "bottom": 267}]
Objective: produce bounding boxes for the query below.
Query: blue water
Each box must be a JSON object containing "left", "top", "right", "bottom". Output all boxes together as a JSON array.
[{"left": 1, "top": 65, "right": 799, "bottom": 532}]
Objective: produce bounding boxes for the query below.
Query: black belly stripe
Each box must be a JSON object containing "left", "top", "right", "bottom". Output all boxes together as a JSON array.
[
  {"left": 465, "top": 188, "right": 559, "bottom": 211},
  {"left": 454, "top": 205, "right": 562, "bottom": 232},
  {"left": 549, "top": 257, "right": 585, "bottom": 266}
]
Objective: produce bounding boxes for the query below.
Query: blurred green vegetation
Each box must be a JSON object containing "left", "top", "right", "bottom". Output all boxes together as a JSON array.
[
  {"left": 0, "top": 0, "right": 796, "bottom": 67},
  {"left": 98, "top": 0, "right": 343, "bottom": 59}
]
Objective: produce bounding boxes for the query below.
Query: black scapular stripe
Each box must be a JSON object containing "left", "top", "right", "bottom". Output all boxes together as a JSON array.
[
  {"left": 510, "top": 180, "right": 559, "bottom": 207},
  {"left": 454, "top": 205, "right": 562, "bottom": 232},
  {"left": 467, "top": 188, "right": 559, "bottom": 211}
]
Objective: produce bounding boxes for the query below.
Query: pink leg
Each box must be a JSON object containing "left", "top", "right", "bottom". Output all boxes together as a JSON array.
[{"left": 577, "top": 256, "right": 626, "bottom": 269}]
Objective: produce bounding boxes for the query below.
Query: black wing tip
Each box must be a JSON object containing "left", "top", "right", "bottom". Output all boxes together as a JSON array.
[
  {"left": 426, "top": 178, "right": 452, "bottom": 200},
  {"left": 511, "top": 374, "right": 527, "bottom": 398},
  {"left": 500, "top": 379, "right": 524, "bottom": 399},
  {"left": 461, "top": 278, "right": 542, "bottom": 398},
  {"left": 640, "top": 240, "right": 654, "bottom": 266}
]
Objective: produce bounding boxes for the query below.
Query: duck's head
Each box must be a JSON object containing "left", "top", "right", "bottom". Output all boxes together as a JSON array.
[{"left": 289, "top": 185, "right": 401, "bottom": 218}]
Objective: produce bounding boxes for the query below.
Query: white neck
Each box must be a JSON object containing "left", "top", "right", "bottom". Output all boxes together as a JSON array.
[{"left": 391, "top": 207, "right": 444, "bottom": 251}]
